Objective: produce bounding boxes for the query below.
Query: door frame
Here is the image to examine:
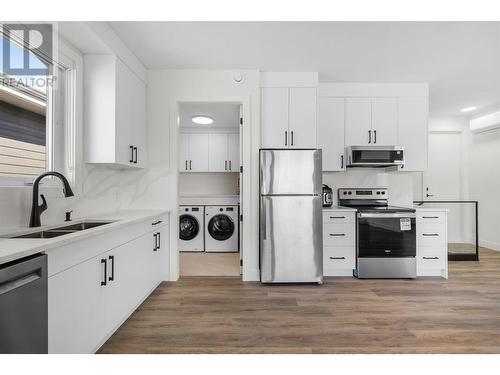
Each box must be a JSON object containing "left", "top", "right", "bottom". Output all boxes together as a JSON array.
[{"left": 171, "top": 96, "right": 251, "bottom": 281}]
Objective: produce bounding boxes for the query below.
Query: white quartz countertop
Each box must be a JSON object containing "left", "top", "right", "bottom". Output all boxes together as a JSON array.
[
  {"left": 323, "top": 205, "right": 357, "bottom": 212},
  {"left": 0, "top": 209, "right": 170, "bottom": 266}
]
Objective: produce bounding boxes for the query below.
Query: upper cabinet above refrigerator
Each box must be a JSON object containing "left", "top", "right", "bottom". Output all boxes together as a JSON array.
[{"left": 261, "top": 72, "right": 318, "bottom": 149}]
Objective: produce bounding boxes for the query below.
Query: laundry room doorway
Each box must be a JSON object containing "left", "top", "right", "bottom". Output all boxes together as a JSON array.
[{"left": 176, "top": 101, "right": 243, "bottom": 277}]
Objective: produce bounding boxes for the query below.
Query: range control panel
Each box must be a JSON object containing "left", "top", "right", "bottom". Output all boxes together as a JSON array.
[{"left": 338, "top": 188, "right": 388, "bottom": 200}]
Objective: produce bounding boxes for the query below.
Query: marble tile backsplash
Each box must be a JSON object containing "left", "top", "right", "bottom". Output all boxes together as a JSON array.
[{"left": 322, "top": 168, "right": 415, "bottom": 207}]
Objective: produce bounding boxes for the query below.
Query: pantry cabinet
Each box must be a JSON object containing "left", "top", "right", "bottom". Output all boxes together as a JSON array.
[
  {"left": 318, "top": 97, "right": 345, "bottom": 171},
  {"left": 261, "top": 87, "right": 317, "bottom": 149},
  {"left": 84, "top": 55, "right": 146, "bottom": 168},
  {"left": 208, "top": 133, "right": 239, "bottom": 172}
]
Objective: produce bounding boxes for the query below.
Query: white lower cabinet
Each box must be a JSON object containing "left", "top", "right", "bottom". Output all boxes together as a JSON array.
[
  {"left": 322, "top": 210, "right": 356, "bottom": 277},
  {"left": 416, "top": 210, "right": 448, "bottom": 278},
  {"left": 48, "top": 216, "right": 169, "bottom": 353}
]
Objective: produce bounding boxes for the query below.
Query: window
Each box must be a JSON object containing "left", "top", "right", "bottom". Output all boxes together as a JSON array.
[{"left": 0, "top": 26, "right": 78, "bottom": 186}]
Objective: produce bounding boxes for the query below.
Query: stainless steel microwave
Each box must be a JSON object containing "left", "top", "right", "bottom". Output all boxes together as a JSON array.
[{"left": 346, "top": 146, "right": 405, "bottom": 168}]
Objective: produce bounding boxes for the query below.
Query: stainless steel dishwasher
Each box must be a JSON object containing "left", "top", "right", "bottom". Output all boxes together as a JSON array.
[{"left": 0, "top": 253, "right": 48, "bottom": 353}]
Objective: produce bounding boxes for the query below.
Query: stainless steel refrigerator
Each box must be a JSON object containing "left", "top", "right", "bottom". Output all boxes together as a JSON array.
[{"left": 259, "top": 149, "right": 323, "bottom": 283}]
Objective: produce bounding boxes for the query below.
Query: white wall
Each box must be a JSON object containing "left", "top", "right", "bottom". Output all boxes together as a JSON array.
[
  {"left": 145, "top": 70, "right": 260, "bottom": 281},
  {"left": 179, "top": 173, "right": 239, "bottom": 196},
  {"left": 468, "top": 126, "right": 500, "bottom": 250}
]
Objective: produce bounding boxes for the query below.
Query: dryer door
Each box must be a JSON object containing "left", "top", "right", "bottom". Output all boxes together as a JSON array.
[
  {"left": 179, "top": 215, "right": 200, "bottom": 240},
  {"left": 207, "top": 214, "right": 235, "bottom": 241}
]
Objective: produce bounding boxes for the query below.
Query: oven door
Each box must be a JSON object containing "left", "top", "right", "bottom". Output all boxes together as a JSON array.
[{"left": 357, "top": 213, "right": 416, "bottom": 257}]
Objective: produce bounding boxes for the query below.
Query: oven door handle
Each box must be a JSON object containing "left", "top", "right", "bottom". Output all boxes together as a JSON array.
[{"left": 358, "top": 213, "right": 416, "bottom": 218}]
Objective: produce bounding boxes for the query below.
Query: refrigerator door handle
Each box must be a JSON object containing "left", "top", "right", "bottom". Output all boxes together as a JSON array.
[{"left": 261, "top": 198, "right": 267, "bottom": 240}]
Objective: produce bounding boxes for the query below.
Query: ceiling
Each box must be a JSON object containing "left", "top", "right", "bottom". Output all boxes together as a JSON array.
[
  {"left": 179, "top": 102, "right": 240, "bottom": 128},
  {"left": 109, "top": 22, "right": 500, "bottom": 117}
]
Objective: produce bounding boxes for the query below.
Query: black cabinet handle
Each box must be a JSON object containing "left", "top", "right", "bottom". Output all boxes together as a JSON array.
[
  {"left": 329, "top": 233, "right": 346, "bottom": 237},
  {"left": 133, "top": 147, "right": 138, "bottom": 164},
  {"left": 101, "top": 258, "right": 107, "bottom": 286},
  {"left": 185, "top": 160, "right": 188, "bottom": 170},
  {"left": 152, "top": 220, "right": 162, "bottom": 226},
  {"left": 284, "top": 131, "right": 287, "bottom": 146},
  {"left": 190, "top": 160, "right": 192, "bottom": 170},
  {"left": 129, "top": 146, "right": 134, "bottom": 163},
  {"left": 108, "top": 255, "right": 115, "bottom": 281},
  {"left": 374, "top": 130, "right": 377, "bottom": 144},
  {"left": 153, "top": 233, "right": 158, "bottom": 251},
  {"left": 330, "top": 216, "right": 345, "bottom": 219},
  {"left": 291, "top": 131, "right": 294, "bottom": 146},
  {"left": 229, "top": 160, "right": 232, "bottom": 170},
  {"left": 329, "top": 256, "right": 346, "bottom": 260},
  {"left": 423, "top": 257, "right": 439, "bottom": 260},
  {"left": 368, "top": 130, "right": 372, "bottom": 144},
  {"left": 340, "top": 155, "right": 344, "bottom": 169},
  {"left": 225, "top": 160, "right": 227, "bottom": 171},
  {"left": 157, "top": 232, "right": 161, "bottom": 250},
  {"left": 422, "top": 216, "right": 439, "bottom": 219},
  {"left": 422, "top": 233, "right": 439, "bottom": 237}
]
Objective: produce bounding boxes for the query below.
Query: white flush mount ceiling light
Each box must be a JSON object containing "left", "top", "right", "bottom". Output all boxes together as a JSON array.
[
  {"left": 461, "top": 106, "right": 477, "bottom": 113},
  {"left": 191, "top": 116, "right": 214, "bottom": 125}
]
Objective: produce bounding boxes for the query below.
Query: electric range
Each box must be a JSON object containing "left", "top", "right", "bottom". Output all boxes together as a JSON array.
[{"left": 338, "top": 188, "right": 417, "bottom": 279}]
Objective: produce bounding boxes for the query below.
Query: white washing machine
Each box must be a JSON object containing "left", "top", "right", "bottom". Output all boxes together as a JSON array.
[
  {"left": 205, "top": 205, "right": 239, "bottom": 252},
  {"left": 178, "top": 206, "right": 204, "bottom": 252}
]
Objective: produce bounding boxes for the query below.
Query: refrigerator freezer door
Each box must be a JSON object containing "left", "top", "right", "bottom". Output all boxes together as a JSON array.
[
  {"left": 260, "top": 195, "right": 323, "bottom": 283},
  {"left": 260, "top": 149, "right": 322, "bottom": 195}
]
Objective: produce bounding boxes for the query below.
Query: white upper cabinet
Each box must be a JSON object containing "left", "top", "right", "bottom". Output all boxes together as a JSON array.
[
  {"left": 208, "top": 134, "right": 228, "bottom": 172},
  {"left": 178, "top": 133, "right": 209, "bottom": 172},
  {"left": 261, "top": 88, "right": 289, "bottom": 148},
  {"left": 187, "top": 134, "right": 209, "bottom": 172},
  {"left": 345, "top": 98, "right": 371, "bottom": 145},
  {"left": 84, "top": 55, "right": 146, "bottom": 168},
  {"left": 208, "top": 133, "right": 239, "bottom": 172},
  {"left": 345, "top": 97, "right": 398, "bottom": 146},
  {"left": 227, "top": 133, "right": 240, "bottom": 172},
  {"left": 289, "top": 88, "right": 317, "bottom": 149},
  {"left": 319, "top": 83, "right": 428, "bottom": 172},
  {"left": 181, "top": 132, "right": 238, "bottom": 172},
  {"left": 178, "top": 134, "right": 190, "bottom": 172},
  {"left": 371, "top": 98, "right": 398, "bottom": 145},
  {"left": 398, "top": 97, "right": 428, "bottom": 171},
  {"left": 261, "top": 72, "right": 318, "bottom": 149},
  {"left": 318, "top": 97, "right": 345, "bottom": 171}
]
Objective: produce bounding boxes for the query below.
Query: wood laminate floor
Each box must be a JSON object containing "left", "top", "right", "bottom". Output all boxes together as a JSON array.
[
  {"left": 99, "top": 248, "right": 500, "bottom": 354},
  {"left": 180, "top": 252, "right": 240, "bottom": 276}
]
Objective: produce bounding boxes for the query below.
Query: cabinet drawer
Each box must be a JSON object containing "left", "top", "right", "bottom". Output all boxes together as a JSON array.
[
  {"left": 417, "top": 211, "right": 446, "bottom": 224},
  {"left": 323, "top": 247, "right": 355, "bottom": 271},
  {"left": 323, "top": 211, "right": 355, "bottom": 224},
  {"left": 323, "top": 223, "right": 355, "bottom": 246},
  {"left": 417, "top": 223, "right": 446, "bottom": 247},
  {"left": 417, "top": 251, "right": 446, "bottom": 271}
]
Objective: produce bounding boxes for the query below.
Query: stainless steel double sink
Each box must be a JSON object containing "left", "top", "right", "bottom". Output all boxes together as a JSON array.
[{"left": 10, "top": 222, "right": 112, "bottom": 239}]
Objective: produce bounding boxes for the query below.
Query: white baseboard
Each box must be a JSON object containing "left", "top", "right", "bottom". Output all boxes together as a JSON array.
[{"left": 480, "top": 239, "right": 500, "bottom": 251}]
